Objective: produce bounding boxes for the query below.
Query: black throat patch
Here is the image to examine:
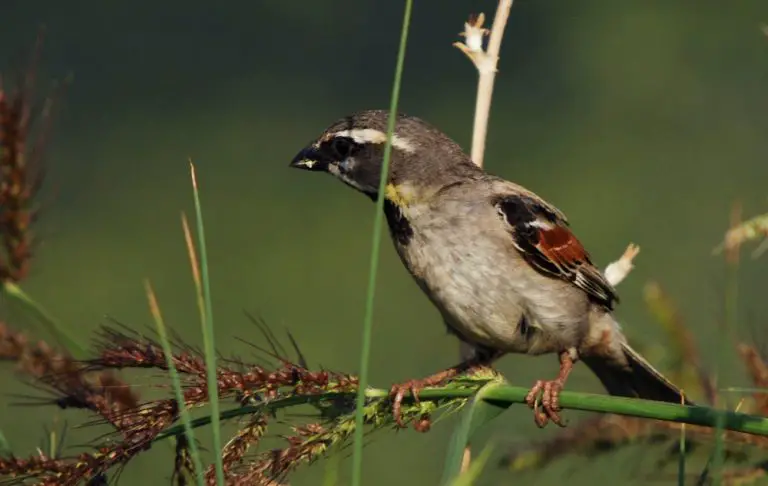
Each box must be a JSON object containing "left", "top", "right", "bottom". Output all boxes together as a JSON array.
[{"left": 383, "top": 200, "right": 413, "bottom": 246}]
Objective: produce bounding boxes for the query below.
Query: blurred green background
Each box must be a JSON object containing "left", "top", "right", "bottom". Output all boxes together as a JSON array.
[{"left": 1, "top": 0, "right": 768, "bottom": 484}]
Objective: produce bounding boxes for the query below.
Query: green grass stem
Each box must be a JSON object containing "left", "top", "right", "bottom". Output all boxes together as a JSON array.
[
  {"left": 678, "top": 395, "right": 687, "bottom": 486},
  {"left": 144, "top": 280, "right": 205, "bottom": 486},
  {"left": 3, "top": 282, "right": 84, "bottom": 357},
  {"left": 0, "top": 429, "right": 10, "bottom": 456},
  {"left": 187, "top": 161, "right": 225, "bottom": 485},
  {"left": 155, "top": 385, "right": 768, "bottom": 443},
  {"left": 350, "top": 2, "right": 413, "bottom": 485}
]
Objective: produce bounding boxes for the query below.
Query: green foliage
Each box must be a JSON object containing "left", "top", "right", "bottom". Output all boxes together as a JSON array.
[
  {"left": 145, "top": 281, "right": 205, "bottom": 486},
  {"left": 2, "top": 4, "right": 768, "bottom": 486},
  {"left": 3, "top": 282, "right": 85, "bottom": 358},
  {"left": 441, "top": 380, "right": 510, "bottom": 485},
  {"left": 448, "top": 444, "right": 494, "bottom": 486},
  {"left": 351, "top": 1, "right": 414, "bottom": 485},
  {"left": 188, "top": 162, "right": 225, "bottom": 485},
  {"left": 0, "top": 430, "right": 10, "bottom": 457}
]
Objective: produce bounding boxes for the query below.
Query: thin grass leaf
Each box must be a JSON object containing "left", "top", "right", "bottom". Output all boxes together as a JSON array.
[
  {"left": 712, "top": 211, "right": 768, "bottom": 257},
  {"left": 678, "top": 392, "right": 687, "bottom": 486},
  {"left": 720, "top": 387, "right": 768, "bottom": 394},
  {"left": 705, "top": 203, "right": 743, "bottom": 486},
  {"left": 0, "top": 429, "right": 11, "bottom": 456},
  {"left": 441, "top": 380, "right": 511, "bottom": 485},
  {"left": 449, "top": 443, "right": 494, "bottom": 486},
  {"left": 48, "top": 427, "right": 57, "bottom": 459},
  {"left": 144, "top": 280, "right": 204, "bottom": 486},
  {"left": 322, "top": 453, "right": 340, "bottom": 486},
  {"left": 181, "top": 214, "right": 204, "bottom": 322},
  {"left": 3, "top": 281, "right": 84, "bottom": 357},
  {"left": 186, "top": 161, "right": 224, "bottom": 486},
  {"left": 350, "top": 1, "right": 413, "bottom": 485}
]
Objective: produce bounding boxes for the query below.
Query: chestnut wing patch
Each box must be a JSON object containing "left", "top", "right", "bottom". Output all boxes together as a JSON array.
[{"left": 495, "top": 195, "right": 618, "bottom": 310}]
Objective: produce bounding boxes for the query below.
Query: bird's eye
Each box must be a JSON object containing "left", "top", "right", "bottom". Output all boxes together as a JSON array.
[{"left": 330, "top": 136, "right": 357, "bottom": 160}]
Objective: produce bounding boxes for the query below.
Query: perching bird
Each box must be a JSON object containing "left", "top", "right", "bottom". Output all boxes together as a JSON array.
[{"left": 290, "top": 110, "right": 691, "bottom": 427}]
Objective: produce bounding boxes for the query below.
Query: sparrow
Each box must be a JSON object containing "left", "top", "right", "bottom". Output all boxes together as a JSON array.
[{"left": 289, "top": 110, "right": 691, "bottom": 428}]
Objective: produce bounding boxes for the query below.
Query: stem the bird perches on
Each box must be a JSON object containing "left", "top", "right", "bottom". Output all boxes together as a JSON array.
[
  {"left": 153, "top": 385, "right": 768, "bottom": 443},
  {"left": 4, "top": 316, "right": 768, "bottom": 485}
]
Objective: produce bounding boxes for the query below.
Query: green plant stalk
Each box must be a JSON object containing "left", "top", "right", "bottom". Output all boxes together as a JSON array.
[
  {"left": 145, "top": 281, "right": 205, "bottom": 486},
  {"left": 155, "top": 385, "right": 768, "bottom": 443},
  {"left": 709, "top": 250, "right": 740, "bottom": 485},
  {"left": 0, "top": 428, "right": 11, "bottom": 456},
  {"left": 678, "top": 414, "right": 686, "bottom": 486},
  {"left": 350, "top": 1, "right": 413, "bottom": 486},
  {"left": 322, "top": 452, "right": 340, "bottom": 486},
  {"left": 449, "top": 444, "right": 494, "bottom": 486},
  {"left": 3, "top": 282, "right": 84, "bottom": 357},
  {"left": 720, "top": 387, "right": 768, "bottom": 394},
  {"left": 442, "top": 381, "right": 509, "bottom": 484},
  {"left": 189, "top": 163, "right": 225, "bottom": 486}
]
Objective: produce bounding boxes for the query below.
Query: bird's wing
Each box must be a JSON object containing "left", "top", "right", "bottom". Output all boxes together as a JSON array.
[{"left": 493, "top": 191, "right": 619, "bottom": 310}]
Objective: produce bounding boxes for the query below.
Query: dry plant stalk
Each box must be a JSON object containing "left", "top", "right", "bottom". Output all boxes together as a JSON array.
[
  {"left": 0, "top": 323, "right": 143, "bottom": 483},
  {"left": 738, "top": 344, "right": 768, "bottom": 416},
  {"left": 1, "top": 324, "right": 365, "bottom": 485},
  {"left": 502, "top": 412, "right": 768, "bottom": 473},
  {"left": 713, "top": 211, "right": 768, "bottom": 259},
  {"left": 644, "top": 281, "right": 717, "bottom": 404},
  {"left": 453, "top": 2, "right": 644, "bottom": 471},
  {"left": 453, "top": 2, "right": 515, "bottom": 471},
  {"left": 0, "top": 322, "right": 139, "bottom": 415},
  {"left": 0, "top": 36, "right": 54, "bottom": 284},
  {"left": 454, "top": 1, "right": 514, "bottom": 168}
]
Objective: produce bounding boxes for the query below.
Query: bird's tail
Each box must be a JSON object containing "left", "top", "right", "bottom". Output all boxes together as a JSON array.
[{"left": 582, "top": 342, "right": 694, "bottom": 405}]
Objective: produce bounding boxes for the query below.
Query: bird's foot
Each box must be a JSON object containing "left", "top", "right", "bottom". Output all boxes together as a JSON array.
[
  {"left": 389, "top": 379, "right": 427, "bottom": 429},
  {"left": 389, "top": 358, "right": 498, "bottom": 430},
  {"left": 525, "top": 379, "right": 566, "bottom": 427},
  {"left": 525, "top": 350, "right": 575, "bottom": 428}
]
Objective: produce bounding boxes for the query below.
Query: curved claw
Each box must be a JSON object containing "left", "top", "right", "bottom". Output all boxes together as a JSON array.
[
  {"left": 532, "top": 396, "right": 549, "bottom": 427},
  {"left": 541, "top": 380, "right": 566, "bottom": 427},
  {"left": 526, "top": 379, "right": 567, "bottom": 428},
  {"left": 389, "top": 380, "right": 424, "bottom": 428},
  {"left": 526, "top": 350, "right": 574, "bottom": 428},
  {"left": 525, "top": 380, "right": 545, "bottom": 409},
  {"left": 387, "top": 355, "right": 504, "bottom": 429}
]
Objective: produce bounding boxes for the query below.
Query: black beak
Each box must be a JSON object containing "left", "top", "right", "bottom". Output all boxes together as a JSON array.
[{"left": 289, "top": 147, "right": 327, "bottom": 171}]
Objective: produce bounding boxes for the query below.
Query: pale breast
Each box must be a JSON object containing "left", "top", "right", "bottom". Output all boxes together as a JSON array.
[{"left": 391, "top": 196, "right": 590, "bottom": 355}]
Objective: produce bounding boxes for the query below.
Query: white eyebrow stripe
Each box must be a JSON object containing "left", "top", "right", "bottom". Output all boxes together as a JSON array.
[{"left": 330, "top": 129, "right": 416, "bottom": 153}]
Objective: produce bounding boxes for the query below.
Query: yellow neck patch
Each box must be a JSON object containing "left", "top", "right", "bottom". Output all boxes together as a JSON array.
[
  {"left": 385, "top": 183, "right": 418, "bottom": 208},
  {"left": 384, "top": 183, "right": 437, "bottom": 208}
]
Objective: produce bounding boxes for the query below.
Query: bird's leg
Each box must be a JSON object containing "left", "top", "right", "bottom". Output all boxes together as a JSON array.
[
  {"left": 525, "top": 350, "right": 575, "bottom": 428},
  {"left": 390, "top": 353, "right": 498, "bottom": 429}
]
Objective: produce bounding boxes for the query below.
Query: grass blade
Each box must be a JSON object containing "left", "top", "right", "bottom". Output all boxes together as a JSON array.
[
  {"left": 704, "top": 203, "right": 742, "bottom": 486},
  {"left": 0, "top": 429, "right": 11, "bottom": 456},
  {"left": 144, "top": 280, "right": 204, "bottom": 486},
  {"left": 186, "top": 161, "right": 224, "bottom": 485},
  {"left": 350, "top": 1, "right": 413, "bottom": 485},
  {"left": 441, "top": 380, "right": 510, "bottom": 485},
  {"left": 678, "top": 393, "right": 687, "bottom": 486},
  {"left": 3, "top": 282, "right": 84, "bottom": 357},
  {"left": 322, "top": 453, "right": 340, "bottom": 486},
  {"left": 449, "top": 444, "right": 494, "bottom": 486}
]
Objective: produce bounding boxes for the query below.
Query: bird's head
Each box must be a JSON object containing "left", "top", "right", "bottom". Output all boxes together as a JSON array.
[{"left": 289, "top": 110, "right": 480, "bottom": 204}]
